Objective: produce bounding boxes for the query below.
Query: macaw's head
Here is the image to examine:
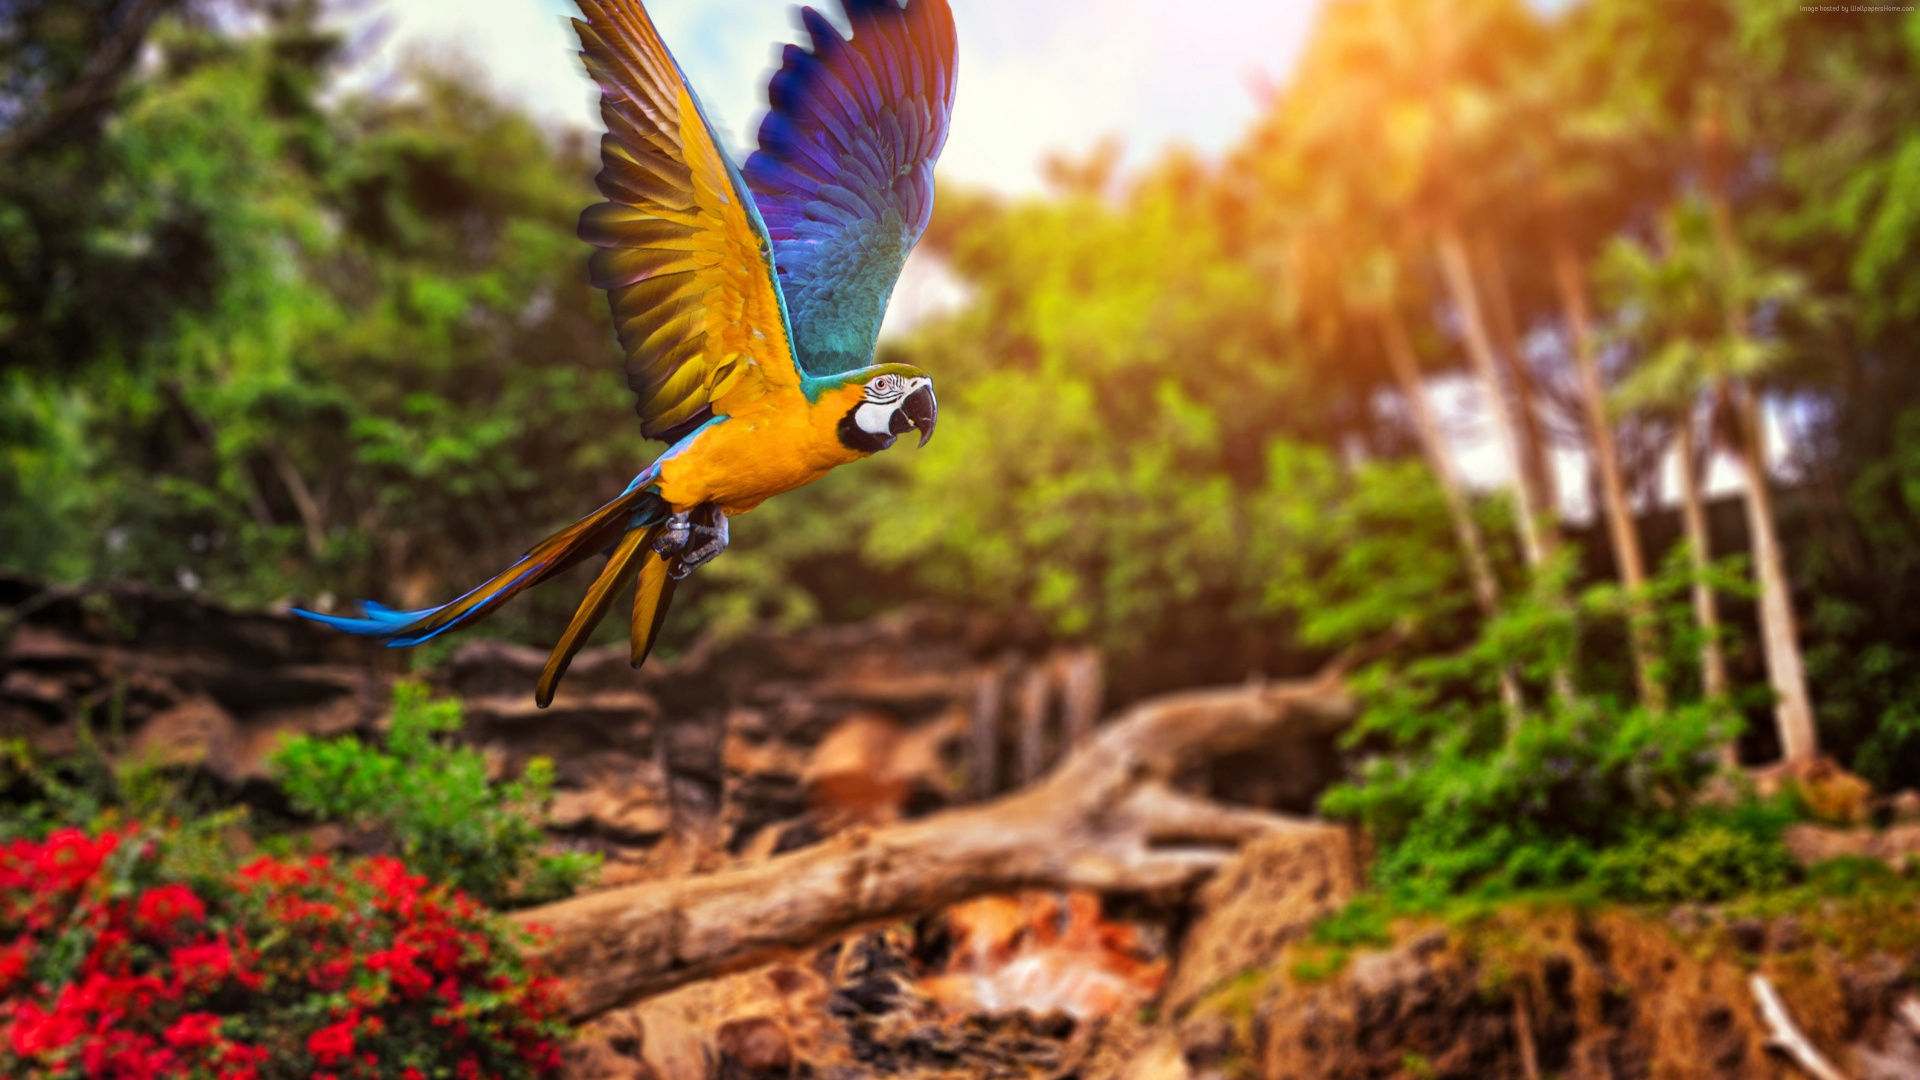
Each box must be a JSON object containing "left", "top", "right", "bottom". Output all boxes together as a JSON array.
[{"left": 835, "top": 364, "right": 937, "bottom": 454}]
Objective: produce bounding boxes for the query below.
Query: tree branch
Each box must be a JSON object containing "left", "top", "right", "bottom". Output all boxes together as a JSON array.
[
  {"left": 0, "top": 0, "right": 169, "bottom": 165},
  {"left": 512, "top": 663, "right": 1357, "bottom": 1021}
]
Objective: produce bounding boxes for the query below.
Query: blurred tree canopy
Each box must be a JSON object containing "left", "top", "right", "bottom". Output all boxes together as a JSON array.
[{"left": 3, "top": 0, "right": 1919, "bottom": 784}]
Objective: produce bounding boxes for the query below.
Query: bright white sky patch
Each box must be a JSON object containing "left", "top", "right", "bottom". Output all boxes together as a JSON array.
[{"left": 349, "top": 0, "right": 1323, "bottom": 194}]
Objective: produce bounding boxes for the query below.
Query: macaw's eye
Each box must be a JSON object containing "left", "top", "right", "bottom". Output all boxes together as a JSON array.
[{"left": 868, "top": 374, "right": 904, "bottom": 399}]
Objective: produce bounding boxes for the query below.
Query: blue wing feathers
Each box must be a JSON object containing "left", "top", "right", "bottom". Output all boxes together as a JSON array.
[{"left": 744, "top": 0, "right": 956, "bottom": 377}]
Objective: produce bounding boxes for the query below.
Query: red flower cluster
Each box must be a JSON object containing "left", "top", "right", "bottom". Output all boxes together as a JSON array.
[{"left": 0, "top": 827, "right": 565, "bottom": 1080}]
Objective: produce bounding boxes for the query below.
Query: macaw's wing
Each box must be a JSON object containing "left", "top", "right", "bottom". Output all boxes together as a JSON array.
[
  {"left": 574, "top": 0, "right": 802, "bottom": 443},
  {"left": 742, "top": 0, "right": 958, "bottom": 378}
]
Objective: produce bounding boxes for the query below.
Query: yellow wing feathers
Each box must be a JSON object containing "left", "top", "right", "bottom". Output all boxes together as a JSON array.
[{"left": 574, "top": 0, "right": 800, "bottom": 442}]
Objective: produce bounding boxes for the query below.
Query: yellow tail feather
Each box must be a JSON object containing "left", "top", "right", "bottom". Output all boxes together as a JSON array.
[
  {"left": 630, "top": 549, "right": 677, "bottom": 669},
  {"left": 535, "top": 525, "right": 657, "bottom": 709},
  {"left": 403, "top": 487, "right": 644, "bottom": 642}
]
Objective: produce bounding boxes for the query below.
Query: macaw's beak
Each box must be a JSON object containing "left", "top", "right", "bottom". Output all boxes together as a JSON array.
[{"left": 897, "top": 383, "right": 937, "bottom": 447}]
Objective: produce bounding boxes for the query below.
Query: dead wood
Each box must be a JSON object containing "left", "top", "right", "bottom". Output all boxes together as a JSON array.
[
  {"left": 1753, "top": 974, "right": 1851, "bottom": 1080},
  {"left": 513, "top": 662, "right": 1357, "bottom": 1021}
]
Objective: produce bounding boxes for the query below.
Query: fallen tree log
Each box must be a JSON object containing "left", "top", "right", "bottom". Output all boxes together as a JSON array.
[{"left": 514, "top": 662, "right": 1358, "bottom": 1020}]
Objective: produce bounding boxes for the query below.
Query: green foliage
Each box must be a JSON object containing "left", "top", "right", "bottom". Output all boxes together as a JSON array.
[
  {"left": 1801, "top": 403, "right": 1920, "bottom": 790},
  {"left": 0, "top": 8, "right": 652, "bottom": 649},
  {"left": 1323, "top": 695, "right": 1738, "bottom": 901},
  {"left": 268, "top": 682, "right": 596, "bottom": 909},
  {"left": 1306, "top": 894, "right": 1396, "bottom": 950},
  {"left": 0, "top": 712, "right": 232, "bottom": 851},
  {"left": 1601, "top": 198, "right": 1826, "bottom": 412},
  {"left": 864, "top": 175, "right": 1361, "bottom": 648},
  {"left": 1247, "top": 446, "right": 1503, "bottom": 650},
  {"left": 1593, "top": 819, "right": 1799, "bottom": 904},
  {"left": 1317, "top": 558, "right": 1775, "bottom": 903}
]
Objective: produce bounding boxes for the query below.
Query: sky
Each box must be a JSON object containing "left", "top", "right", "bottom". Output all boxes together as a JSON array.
[{"left": 350, "top": 0, "right": 1324, "bottom": 194}]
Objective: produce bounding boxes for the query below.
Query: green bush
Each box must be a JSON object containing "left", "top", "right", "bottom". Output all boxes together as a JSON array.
[
  {"left": 268, "top": 682, "right": 596, "bottom": 909},
  {"left": 1593, "top": 821, "right": 1800, "bottom": 904},
  {"left": 1323, "top": 695, "right": 1739, "bottom": 901},
  {"left": 1317, "top": 558, "right": 1780, "bottom": 905}
]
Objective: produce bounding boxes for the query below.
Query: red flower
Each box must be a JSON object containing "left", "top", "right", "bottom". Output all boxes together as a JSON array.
[
  {"left": 133, "top": 884, "right": 207, "bottom": 938},
  {"left": 8, "top": 1000, "right": 85, "bottom": 1057},
  {"left": 171, "top": 936, "right": 235, "bottom": 992},
  {"left": 307, "top": 1018, "right": 357, "bottom": 1066},
  {"left": 1, "top": 829, "right": 564, "bottom": 1079},
  {"left": 163, "top": 1011, "right": 222, "bottom": 1050},
  {"left": 0, "top": 935, "right": 32, "bottom": 992},
  {"left": 33, "top": 828, "right": 119, "bottom": 893}
]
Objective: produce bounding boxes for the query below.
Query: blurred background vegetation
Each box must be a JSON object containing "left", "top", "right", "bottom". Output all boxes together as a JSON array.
[{"left": 4, "top": 0, "right": 1919, "bottom": 802}]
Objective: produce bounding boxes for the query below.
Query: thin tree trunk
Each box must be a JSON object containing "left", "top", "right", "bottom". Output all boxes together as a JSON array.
[
  {"left": 1675, "top": 407, "right": 1736, "bottom": 768},
  {"left": 1436, "top": 229, "right": 1556, "bottom": 568},
  {"left": 1056, "top": 648, "right": 1103, "bottom": 749},
  {"left": 1016, "top": 665, "right": 1050, "bottom": 786},
  {"left": 267, "top": 442, "right": 328, "bottom": 559},
  {"left": 1704, "top": 194, "right": 1819, "bottom": 763},
  {"left": 1674, "top": 410, "right": 1729, "bottom": 702},
  {"left": 1475, "top": 237, "right": 1561, "bottom": 520},
  {"left": 1378, "top": 312, "right": 1525, "bottom": 724},
  {"left": 1551, "top": 241, "right": 1665, "bottom": 711},
  {"left": 1732, "top": 386, "right": 1818, "bottom": 762},
  {"left": 970, "top": 668, "right": 1003, "bottom": 799},
  {"left": 1435, "top": 226, "right": 1575, "bottom": 705}
]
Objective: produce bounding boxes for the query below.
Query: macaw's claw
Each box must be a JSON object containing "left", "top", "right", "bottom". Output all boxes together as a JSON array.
[
  {"left": 653, "top": 512, "right": 692, "bottom": 558},
  {"left": 667, "top": 504, "right": 728, "bottom": 580}
]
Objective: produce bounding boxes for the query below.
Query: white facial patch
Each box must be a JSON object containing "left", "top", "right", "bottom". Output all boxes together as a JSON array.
[{"left": 854, "top": 400, "right": 897, "bottom": 435}]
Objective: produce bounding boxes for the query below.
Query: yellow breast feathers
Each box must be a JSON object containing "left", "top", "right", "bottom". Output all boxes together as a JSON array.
[{"left": 653, "top": 383, "right": 871, "bottom": 515}]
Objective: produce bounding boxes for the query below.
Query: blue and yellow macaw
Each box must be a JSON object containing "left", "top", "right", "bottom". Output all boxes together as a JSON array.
[{"left": 296, "top": 0, "right": 957, "bottom": 706}]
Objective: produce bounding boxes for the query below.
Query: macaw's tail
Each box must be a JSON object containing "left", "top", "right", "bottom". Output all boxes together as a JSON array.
[{"left": 292, "top": 483, "right": 681, "bottom": 708}]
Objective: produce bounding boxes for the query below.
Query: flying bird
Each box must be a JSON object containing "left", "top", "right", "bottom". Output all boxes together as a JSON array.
[{"left": 295, "top": 0, "right": 957, "bottom": 706}]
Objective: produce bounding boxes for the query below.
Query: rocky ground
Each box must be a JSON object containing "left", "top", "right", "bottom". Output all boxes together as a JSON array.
[{"left": 6, "top": 574, "right": 1919, "bottom": 1080}]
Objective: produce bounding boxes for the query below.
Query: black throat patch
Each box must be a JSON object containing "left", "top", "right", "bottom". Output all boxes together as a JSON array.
[{"left": 837, "top": 404, "right": 896, "bottom": 454}]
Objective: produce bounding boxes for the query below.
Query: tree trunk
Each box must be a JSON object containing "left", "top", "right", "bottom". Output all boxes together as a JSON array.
[
  {"left": 1674, "top": 409, "right": 1730, "bottom": 703},
  {"left": 1704, "top": 194, "right": 1819, "bottom": 763},
  {"left": 1550, "top": 241, "right": 1665, "bottom": 711},
  {"left": 1732, "top": 385, "right": 1818, "bottom": 762},
  {"left": 1435, "top": 226, "right": 1575, "bottom": 705},
  {"left": 1474, "top": 238, "right": 1561, "bottom": 522},
  {"left": 513, "top": 666, "right": 1360, "bottom": 1020},
  {"left": 1435, "top": 228, "right": 1556, "bottom": 569},
  {"left": 1378, "top": 312, "right": 1525, "bottom": 723}
]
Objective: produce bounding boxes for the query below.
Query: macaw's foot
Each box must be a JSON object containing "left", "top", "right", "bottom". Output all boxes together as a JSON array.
[
  {"left": 660, "top": 504, "right": 727, "bottom": 580},
  {"left": 653, "top": 511, "right": 692, "bottom": 558}
]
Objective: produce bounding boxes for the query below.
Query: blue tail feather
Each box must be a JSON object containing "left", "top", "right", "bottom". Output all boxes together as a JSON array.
[{"left": 291, "top": 470, "right": 671, "bottom": 649}]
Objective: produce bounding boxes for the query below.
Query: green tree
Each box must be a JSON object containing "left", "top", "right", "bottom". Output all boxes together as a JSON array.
[{"left": 1603, "top": 201, "right": 1827, "bottom": 761}]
